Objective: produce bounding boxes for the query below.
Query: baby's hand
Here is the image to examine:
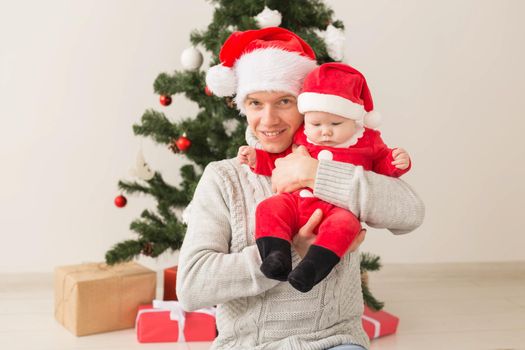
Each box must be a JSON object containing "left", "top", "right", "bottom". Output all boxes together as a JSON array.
[
  {"left": 391, "top": 148, "right": 411, "bottom": 170},
  {"left": 237, "top": 146, "right": 257, "bottom": 167}
]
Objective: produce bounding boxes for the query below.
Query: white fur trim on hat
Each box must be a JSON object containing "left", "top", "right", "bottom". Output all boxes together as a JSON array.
[
  {"left": 233, "top": 48, "right": 317, "bottom": 114},
  {"left": 206, "top": 64, "right": 237, "bottom": 97},
  {"left": 298, "top": 92, "right": 366, "bottom": 121}
]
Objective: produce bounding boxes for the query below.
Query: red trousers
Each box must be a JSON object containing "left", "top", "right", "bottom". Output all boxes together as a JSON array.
[{"left": 255, "top": 191, "right": 361, "bottom": 258}]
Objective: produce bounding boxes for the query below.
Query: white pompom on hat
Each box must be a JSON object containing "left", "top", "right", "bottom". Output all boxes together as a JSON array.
[
  {"left": 205, "top": 27, "right": 318, "bottom": 114},
  {"left": 298, "top": 62, "right": 382, "bottom": 129}
]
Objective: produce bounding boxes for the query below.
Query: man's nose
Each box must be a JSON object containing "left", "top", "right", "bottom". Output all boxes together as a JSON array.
[{"left": 260, "top": 106, "right": 280, "bottom": 126}]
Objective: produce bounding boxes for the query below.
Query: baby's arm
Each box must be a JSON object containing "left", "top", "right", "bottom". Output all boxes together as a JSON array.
[
  {"left": 237, "top": 145, "right": 285, "bottom": 176},
  {"left": 371, "top": 132, "right": 411, "bottom": 177},
  {"left": 237, "top": 146, "right": 257, "bottom": 168},
  {"left": 392, "top": 148, "right": 411, "bottom": 170}
]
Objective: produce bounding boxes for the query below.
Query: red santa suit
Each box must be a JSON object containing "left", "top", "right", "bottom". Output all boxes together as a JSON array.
[{"left": 252, "top": 124, "right": 411, "bottom": 258}]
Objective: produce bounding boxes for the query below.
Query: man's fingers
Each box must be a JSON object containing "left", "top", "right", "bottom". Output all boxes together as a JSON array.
[
  {"left": 348, "top": 229, "right": 366, "bottom": 252},
  {"left": 355, "top": 229, "right": 366, "bottom": 245},
  {"left": 299, "top": 209, "right": 322, "bottom": 236},
  {"left": 293, "top": 145, "right": 310, "bottom": 156}
]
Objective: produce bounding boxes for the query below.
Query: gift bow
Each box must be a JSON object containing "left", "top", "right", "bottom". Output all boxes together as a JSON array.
[{"left": 136, "top": 300, "right": 216, "bottom": 342}]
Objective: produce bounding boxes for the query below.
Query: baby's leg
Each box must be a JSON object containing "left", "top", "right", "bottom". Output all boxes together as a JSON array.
[
  {"left": 255, "top": 193, "right": 298, "bottom": 281},
  {"left": 313, "top": 207, "right": 361, "bottom": 258},
  {"left": 288, "top": 207, "right": 361, "bottom": 292}
]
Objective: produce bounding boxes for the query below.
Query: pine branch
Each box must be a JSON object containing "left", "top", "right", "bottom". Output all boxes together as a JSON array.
[
  {"left": 133, "top": 109, "right": 177, "bottom": 144},
  {"left": 362, "top": 279, "right": 385, "bottom": 312},
  {"left": 154, "top": 71, "right": 207, "bottom": 103},
  {"left": 360, "top": 252, "right": 384, "bottom": 311},
  {"left": 105, "top": 240, "right": 144, "bottom": 265},
  {"left": 118, "top": 179, "right": 151, "bottom": 195},
  {"left": 139, "top": 209, "right": 164, "bottom": 226},
  {"left": 360, "top": 252, "right": 382, "bottom": 272}
]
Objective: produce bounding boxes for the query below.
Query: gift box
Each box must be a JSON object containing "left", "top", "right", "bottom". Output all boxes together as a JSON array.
[
  {"left": 361, "top": 306, "right": 399, "bottom": 340},
  {"left": 136, "top": 300, "right": 216, "bottom": 343},
  {"left": 54, "top": 262, "right": 156, "bottom": 336},
  {"left": 163, "top": 265, "right": 178, "bottom": 301}
]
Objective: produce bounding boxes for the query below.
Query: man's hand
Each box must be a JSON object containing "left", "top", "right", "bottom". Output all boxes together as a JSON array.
[
  {"left": 293, "top": 209, "right": 322, "bottom": 258},
  {"left": 237, "top": 146, "right": 257, "bottom": 168},
  {"left": 272, "top": 145, "right": 319, "bottom": 193},
  {"left": 293, "top": 209, "right": 367, "bottom": 258},
  {"left": 392, "top": 148, "right": 411, "bottom": 170}
]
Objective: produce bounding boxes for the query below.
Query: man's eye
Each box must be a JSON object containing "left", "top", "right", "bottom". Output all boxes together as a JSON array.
[
  {"left": 280, "top": 99, "right": 290, "bottom": 105},
  {"left": 249, "top": 101, "right": 260, "bottom": 106}
]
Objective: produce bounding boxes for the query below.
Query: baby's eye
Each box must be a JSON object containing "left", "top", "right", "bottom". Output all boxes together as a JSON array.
[
  {"left": 312, "top": 123, "right": 321, "bottom": 127},
  {"left": 331, "top": 122, "right": 343, "bottom": 126}
]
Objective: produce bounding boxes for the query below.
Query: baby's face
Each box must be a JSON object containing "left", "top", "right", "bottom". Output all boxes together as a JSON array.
[{"left": 303, "top": 111, "right": 357, "bottom": 147}]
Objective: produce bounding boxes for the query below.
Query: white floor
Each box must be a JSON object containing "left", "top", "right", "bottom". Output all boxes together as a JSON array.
[{"left": 1, "top": 262, "right": 524, "bottom": 350}]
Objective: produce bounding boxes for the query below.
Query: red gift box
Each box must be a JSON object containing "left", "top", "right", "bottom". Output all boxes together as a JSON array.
[
  {"left": 163, "top": 266, "right": 178, "bottom": 301},
  {"left": 361, "top": 306, "right": 399, "bottom": 340},
  {"left": 136, "top": 300, "right": 216, "bottom": 343}
]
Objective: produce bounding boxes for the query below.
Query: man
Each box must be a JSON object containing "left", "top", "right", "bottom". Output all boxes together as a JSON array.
[{"left": 177, "top": 27, "right": 424, "bottom": 350}]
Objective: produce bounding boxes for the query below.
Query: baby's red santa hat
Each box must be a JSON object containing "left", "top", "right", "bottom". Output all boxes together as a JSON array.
[
  {"left": 206, "top": 27, "right": 318, "bottom": 114},
  {"left": 298, "top": 62, "right": 382, "bottom": 129}
]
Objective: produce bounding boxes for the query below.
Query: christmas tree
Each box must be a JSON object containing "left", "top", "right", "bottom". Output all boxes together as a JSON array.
[{"left": 105, "top": 0, "right": 383, "bottom": 311}]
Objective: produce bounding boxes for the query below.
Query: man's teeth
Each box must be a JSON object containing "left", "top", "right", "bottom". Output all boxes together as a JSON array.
[{"left": 262, "top": 130, "right": 284, "bottom": 136}]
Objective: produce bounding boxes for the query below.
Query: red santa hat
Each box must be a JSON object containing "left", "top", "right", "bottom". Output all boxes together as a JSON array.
[
  {"left": 297, "top": 62, "right": 382, "bottom": 129},
  {"left": 205, "top": 27, "right": 318, "bottom": 114}
]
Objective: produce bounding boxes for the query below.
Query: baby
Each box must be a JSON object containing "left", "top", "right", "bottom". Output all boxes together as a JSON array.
[{"left": 238, "top": 62, "right": 411, "bottom": 293}]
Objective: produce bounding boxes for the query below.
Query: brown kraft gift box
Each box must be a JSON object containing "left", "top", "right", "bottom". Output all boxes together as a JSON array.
[{"left": 54, "top": 262, "right": 156, "bottom": 336}]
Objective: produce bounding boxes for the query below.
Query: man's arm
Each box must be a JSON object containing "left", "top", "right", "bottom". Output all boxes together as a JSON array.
[
  {"left": 314, "top": 159, "right": 424, "bottom": 234},
  {"left": 176, "top": 163, "right": 279, "bottom": 311},
  {"left": 271, "top": 147, "right": 425, "bottom": 234}
]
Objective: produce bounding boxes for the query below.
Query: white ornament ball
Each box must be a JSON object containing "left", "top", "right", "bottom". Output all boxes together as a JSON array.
[
  {"left": 323, "top": 24, "right": 346, "bottom": 61},
  {"left": 255, "top": 6, "right": 282, "bottom": 28},
  {"left": 181, "top": 47, "right": 203, "bottom": 70}
]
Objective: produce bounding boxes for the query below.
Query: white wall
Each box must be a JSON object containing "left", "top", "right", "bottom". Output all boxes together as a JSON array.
[{"left": 1, "top": 0, "right": 524, "bottom": 273}]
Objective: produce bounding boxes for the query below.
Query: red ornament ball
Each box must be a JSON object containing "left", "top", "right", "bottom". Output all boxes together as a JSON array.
[
  {"left": 159, "top": 95, "right": 172, "bottom": 106},
  {"left": 175, "top": 134, "right": 192, "bottom": 152},
  {"left": 204, "top": 86, "right": 213, "bottom": 96},
  {"left": 114, "top": 195, "right": 127, "bottom": 208}
]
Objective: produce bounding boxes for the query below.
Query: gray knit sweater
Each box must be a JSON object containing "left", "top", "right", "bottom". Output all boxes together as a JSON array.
[{"left": 176, "top": 159, "right": 424, "bottom": 349}]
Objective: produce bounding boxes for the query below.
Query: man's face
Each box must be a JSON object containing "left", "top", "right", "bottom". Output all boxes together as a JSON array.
[
  {"left": 304, "top": 111, "right": 357, "bottom": 147},
  {"left": 244, "top": 91, "right": 304, "bottom": 153}
]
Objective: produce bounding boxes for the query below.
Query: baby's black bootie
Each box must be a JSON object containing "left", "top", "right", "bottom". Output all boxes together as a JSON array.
[
  {"left": 288, "top": 245, "right": 340, "bottom": 293},
  {"left": 256, "top": 237, "right": 292, "bottom": 281}
]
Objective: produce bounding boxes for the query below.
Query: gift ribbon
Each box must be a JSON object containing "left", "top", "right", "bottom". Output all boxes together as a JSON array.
[
  {"left": 361, "top": 314, "right": 381, "bottom": 339},
  {"left": 136, "top": 300, "right": 216, "bottom": 343}
]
